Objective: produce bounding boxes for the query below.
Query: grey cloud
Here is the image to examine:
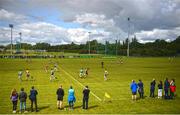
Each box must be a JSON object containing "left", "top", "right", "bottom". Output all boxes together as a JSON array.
[{"left": 0, "top": 0, "right": 180, "bottom": 44}]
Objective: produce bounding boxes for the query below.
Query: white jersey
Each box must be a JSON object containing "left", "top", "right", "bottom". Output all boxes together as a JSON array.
[{"left": 104, "top": 70, "right": 108, "bottom": 77}]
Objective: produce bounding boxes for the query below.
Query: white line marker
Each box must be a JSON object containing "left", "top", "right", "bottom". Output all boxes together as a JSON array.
[{"left": 60, "top": 67, "right": 102, "bottom": 101}]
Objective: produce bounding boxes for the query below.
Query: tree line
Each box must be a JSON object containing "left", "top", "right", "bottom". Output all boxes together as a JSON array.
[{"left": 1, "top": 36, "right": 180, "bottom": 56}]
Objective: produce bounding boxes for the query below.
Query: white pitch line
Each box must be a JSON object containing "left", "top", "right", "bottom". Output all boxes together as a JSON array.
[{"left": 59, "top": 67, "right": 102, "bottom": 101}]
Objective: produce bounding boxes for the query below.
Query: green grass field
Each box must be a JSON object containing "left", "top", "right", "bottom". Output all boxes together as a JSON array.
[{"left": 0, "top": 57, "right": 180, "bottom": 114}]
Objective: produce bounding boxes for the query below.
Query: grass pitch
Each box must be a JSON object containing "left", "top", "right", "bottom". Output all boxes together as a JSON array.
[{"left": 0, "top": 57, "right": 180, "bottom": 114}]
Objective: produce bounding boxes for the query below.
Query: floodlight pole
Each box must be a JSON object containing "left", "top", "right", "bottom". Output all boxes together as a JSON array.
[
  {"left": 9, "top": 24, "right": 13, "bottom": 56},
  {"left": 19, "top": 32, "right": 22, "bottom": 50},
  {"left": 127, "top": 17, "right": 130, "bottom": 57},
  {"left": 88, "top": 32, "right": 91, "bottom": 55},
  {"left": 116, "top": 39, "right": 117, "bottom": 56}
]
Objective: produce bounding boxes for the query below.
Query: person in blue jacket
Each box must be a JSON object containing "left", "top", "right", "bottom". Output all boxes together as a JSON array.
[
  {"left": 29, "top": 86, "right": 38, "bottom": 112},
  {"left": 130, "top": 80, "right": 138, "bottom": 100},
  {"left": 68, "top": 86, "right": 76, "bottom": 110}
]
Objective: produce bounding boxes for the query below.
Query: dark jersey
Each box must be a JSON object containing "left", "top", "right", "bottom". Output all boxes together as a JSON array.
[{"left": 83, "top": 88, "right": 90, "bottom": 99}]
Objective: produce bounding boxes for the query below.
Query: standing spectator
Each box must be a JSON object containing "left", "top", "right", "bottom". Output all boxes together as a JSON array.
[
  {"left": 68, "top": 86, "right": 76, "bottom": 110},
  {"left": 170, "top": 79, "right": 176, "bottom": 99},
  {"left": 158, "top": 81, "right": 163, "bottom": 99},
  {"left": 19, "top": 88, "right": 27, "bottom": 113},
  {"left": 164, "top": 78, "right": 170, "bottom": 99},
  {"left": 150, "top": 79, "right": 156, "bottom": 98},
  {"left": 29, "top": 86, "right": 38, "bottom": 112},
  {"left": 10, "top": 88, "right": 18, "bottom": 113},
  {"left": 130, "top": 80, "right": 138, "bottom": 100},
  {"left": 56, "top": 85, "right": 64, "bottom": 109},
  {"left": 138, "top": 79, "right": 144, "bottom": 99},
  {"left": 82, "top": 86, "right": 90, "bottom": 109}
]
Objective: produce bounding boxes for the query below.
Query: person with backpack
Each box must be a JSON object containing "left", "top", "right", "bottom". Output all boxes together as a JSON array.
[
  {"left": 29, "top": 86, "right": 38, "bottom": 112},
  {"left": 82, "top": 86, "right": 90, "bottom": 109},
  {"left": 19, "top": 88, "right": 27, "bottom": 113},
  {"left": 10, "top": 88, "right": 18, "bottom": 113},
  {"left": 56, "top": 85, "right": 64, "bottom": 109}
]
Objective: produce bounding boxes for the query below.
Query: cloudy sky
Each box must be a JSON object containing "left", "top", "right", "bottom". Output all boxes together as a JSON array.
[{"left": 0, "top": 0, "right": 180, "bottom": 45}]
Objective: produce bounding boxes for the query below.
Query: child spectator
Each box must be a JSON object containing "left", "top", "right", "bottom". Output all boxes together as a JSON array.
[{"left": 10, "top": 88, "right": 18, "bottom": 113}]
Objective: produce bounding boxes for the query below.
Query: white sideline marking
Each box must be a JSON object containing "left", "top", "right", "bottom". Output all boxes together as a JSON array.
[{"left": 59, "top": 67, "right": 102, "bottom": 101}]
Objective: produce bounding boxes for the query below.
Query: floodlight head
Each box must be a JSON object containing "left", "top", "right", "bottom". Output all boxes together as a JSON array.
[
  {"left": 19, "top": 32, "right": 22, "bottom": 35},
  {"left": 9, "top": 24, "right": 13, "bottom": 28}
]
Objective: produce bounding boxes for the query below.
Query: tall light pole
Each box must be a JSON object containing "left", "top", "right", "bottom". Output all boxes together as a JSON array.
[
  {"left": 127, "top": 17, "right": 130, "bottom": 57},
  {"left": 9, "top": 24, "right": 13, "bottom": 56},
  {"left": 116, "top": 39, "right": 117, "bottom": 56},
  {"left": 19, "top": 32, "right": 22, "bottom": 51},
  {"left": 88, "top": 32, "right": 91, "bottom": 55}
]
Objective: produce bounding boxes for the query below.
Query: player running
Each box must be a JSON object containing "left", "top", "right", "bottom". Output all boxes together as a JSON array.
[
  {"left": 54, "top": 63, "right": 58, "bottom": 72},
  {"left": 50, "top": 68, "right": 55, "bottom": 81},
  {"left": 104, "top": 69, "right": 108, "bottom": 81},
  {"left": 79, "top": 68, "right": 84, "bottom": 78},
  {"left": 85, "top": 68, "right": 89, "bottom": 77},
  {"left": 25, "top": 69, "right": 30, "bottom": 80},
  {"left": 18, "top": 70, "right": 23, "bottom": 82}
]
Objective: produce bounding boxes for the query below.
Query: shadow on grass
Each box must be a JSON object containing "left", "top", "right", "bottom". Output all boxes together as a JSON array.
[
  {"left": 26, "top": 105, "right": 49, "bottom": 112},
  {"left": 62, "top": 105, "right": 99, "bottom": 110},
  {"left": 74, "top": 105, "right": 82, "bottom": 109},
  {"left": 88, "top": 105, "right": 99, "bottom": 109}
]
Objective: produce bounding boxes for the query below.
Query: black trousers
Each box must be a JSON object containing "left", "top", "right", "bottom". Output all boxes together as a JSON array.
[
  {"left": 138, "top": 88, "right": 144, "bottom": 98},
  {"left": 31, "top": 99, "right": 37, "bottom": 111},
  {"left": 150, "top": 89, "right": 155, "bottom": 97},
  {"left": 83, "top": 98, "right": 89, "bottom": 109},
  {"left": 164, "top": 88, "right": 169, "bottom": 97},
  {"left": 12, "top": 101, "right": 18, "bottom": 111}
]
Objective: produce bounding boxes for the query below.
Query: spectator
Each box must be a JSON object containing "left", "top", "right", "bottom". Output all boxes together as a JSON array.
[
  {"left": 56, "top": 85, "right": 64, "bottom": 109},
  {"left": 138, "top": 79, "right": 144, "bottom": 99},
  {"left": 150, "top": 79, "right": 156, "bottom": 98},
  {"left": 83, "top": 86, "right": 90, "bottom": 109},
  {"left": 19, "top": 88, "right": 27, "bottom": 113},
  {"left": 170, "top": 79, "right": 176, "bottom": 99},
  {"left": 130, "top": 80, "right": 138, "bottom": 100},
  {"left": 29, "top": 86, "right": 38, "bottom": 112},
  {"left": 158, "top": 81, "right": 163, "bottom": 99},
  {"left": 164, "top": 78, "right": 170, "bottom": 99},
  {"left": 10, "top": 88, "right": 18, "bottom": 113},
  {"left": 68, "top": 86, "right": 76, "bottom": 110}
]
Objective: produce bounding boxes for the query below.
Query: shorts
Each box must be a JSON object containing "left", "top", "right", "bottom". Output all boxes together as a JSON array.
[
  {"left": 132, "top": 92, "right": 137, "bottom": 95},
  {"left": 57, "top": 97, "right": 63, "bottom": 101}
]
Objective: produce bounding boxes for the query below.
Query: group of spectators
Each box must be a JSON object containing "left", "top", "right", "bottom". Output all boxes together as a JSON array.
[
  {"left": 10, "top": 85, "right": 90, "bottom": 113},
  {"left": 56, "top": 85, "right": 90, "bottom": 110},
  {"left": 130, "top": 78, "right": 176, "bottom": 100},
  {"left": 10, "top": 86, "right": 38, "bottom": 113}
]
